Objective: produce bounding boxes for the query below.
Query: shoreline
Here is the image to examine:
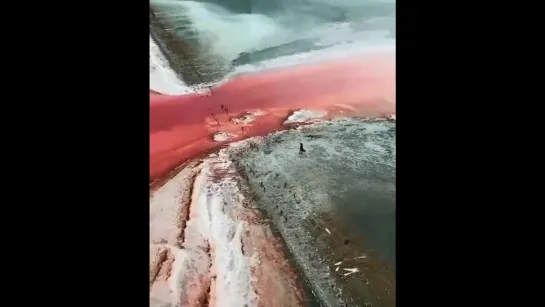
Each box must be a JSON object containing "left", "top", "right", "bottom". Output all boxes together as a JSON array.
[
  {"left": 150, "top": 117, "right": 395, "bottom": 307},
  {"left": 150, "top": 50, "right": 395, "bottom": 181},
  {"left": 150, "top": 150, "right": 311, "bottom": 307},
  {"left": 227, "top": 118, "right": 396, "bottom": 307},
  {"left": 149, "top": 24, "right": 396, "bottom": 306}
]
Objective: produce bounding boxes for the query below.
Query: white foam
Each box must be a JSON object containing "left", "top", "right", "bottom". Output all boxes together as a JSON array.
[
  {"left": 284, "top": 109, "right": 327, "bottom": 124},
  {"left": 150, "top": 0, "right": 396, "bottom": 93},
  {"left": 213, "top": 132, "right": 232, "bottom": 142},
  {"left": 226, "top": 41, "right": 395, "bottom": 79},
  {"left": 153, "top": 0, "right": 289, "bottom": 63},
  {"left": 150, "top": 36, "right": 195, "bottom": 95},
  {"left": 230, "top": 110, "right": 266, "bottom": 125},
  {"left": 152, "top": 0, "right": 395, "bottom": 70}
]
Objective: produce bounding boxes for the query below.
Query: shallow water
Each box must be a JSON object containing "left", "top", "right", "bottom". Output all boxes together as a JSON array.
[
  {"left": 229, "top": 118, "right": 396, "bottom": 306},
  {"left": 151, "top": 0, "right": 395, "bottom": 83}
]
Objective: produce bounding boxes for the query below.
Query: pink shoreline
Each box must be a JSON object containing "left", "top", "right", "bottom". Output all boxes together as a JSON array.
[
  {"left": 150, "top": 51, "right": 395, "bottom": 181},
  {"left": 150, "top": 51, "right": 396, "bottom": 306}
]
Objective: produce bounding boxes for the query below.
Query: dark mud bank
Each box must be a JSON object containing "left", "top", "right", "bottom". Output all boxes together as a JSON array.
[{"left": 229, "top": 118, "right": 396, "bottom": 307}]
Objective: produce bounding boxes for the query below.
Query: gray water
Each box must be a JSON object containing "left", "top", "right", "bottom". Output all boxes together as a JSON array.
[
  {"left": 203, "top": 0, "right": 396, "bottom": 65},
  {"left": 229, "top": 118, "right": 396, "bottom": 306},
  {"left": 151, "top": 0, "right": 395, "bottom": 80}
]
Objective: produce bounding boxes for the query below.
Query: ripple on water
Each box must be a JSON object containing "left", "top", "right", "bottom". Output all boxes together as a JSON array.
[{"left": 228, "top": 118, "right": 396, "bottom": 307}]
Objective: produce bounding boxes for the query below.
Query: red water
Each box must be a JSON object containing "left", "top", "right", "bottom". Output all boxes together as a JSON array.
[{"left": 150, "top": 52, "right": 395, "bottom": 181}]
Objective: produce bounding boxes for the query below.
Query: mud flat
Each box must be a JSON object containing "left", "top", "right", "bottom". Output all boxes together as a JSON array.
[{"left": 227, "top": 118, "right": 396, "bottom": 307}]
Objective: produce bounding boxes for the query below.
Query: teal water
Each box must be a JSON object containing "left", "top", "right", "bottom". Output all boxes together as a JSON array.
[{"left": 151, "top": 0, "right": 395, "bottom": 69}]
